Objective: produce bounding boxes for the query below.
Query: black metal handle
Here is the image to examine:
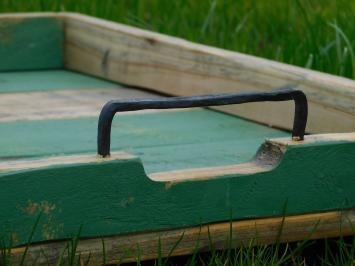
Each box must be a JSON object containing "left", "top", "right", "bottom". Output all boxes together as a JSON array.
[{"left": 97, "top": 88, "right": 308, "bottom": 157}]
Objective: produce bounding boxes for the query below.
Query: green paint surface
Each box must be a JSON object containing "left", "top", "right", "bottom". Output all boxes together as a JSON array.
[
  {"left": 0, "top": 110, "right": 288, "bottom": 173},
  {"left": 0, "top": 17, "right": 63, "bottom": 71},
  {"left": 0, "top": 70, "right": 120, "bottom": 93},
  {"left": 0, "top": 140, "right": 354, "bottom": 244}
]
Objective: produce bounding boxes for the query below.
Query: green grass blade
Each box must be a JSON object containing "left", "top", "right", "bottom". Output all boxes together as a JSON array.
[{"left": 19, "top": 212, "right": 42, "bottom": 266}]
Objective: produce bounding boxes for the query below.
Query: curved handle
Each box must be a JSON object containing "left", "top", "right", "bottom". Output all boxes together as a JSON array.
[{"left": 97, "top": 88, "right": 308, "bottom": 157}]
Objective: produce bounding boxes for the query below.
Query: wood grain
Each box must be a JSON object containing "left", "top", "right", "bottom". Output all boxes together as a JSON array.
[
  {"left": 269, "top": 132, "right": 355, "bottom": 146},
  {"left": 10, "top": 209, "right": 355, "bottom": 265},
  {"left": 0, "top": 13, "right": 354, "bottom": 261},
  {"left": 62, "top": 13, "right": 355, "bottom": 133},
  {"left": 0, "top": 88, "right": 164, "bottom": 122},
  {"left": 0, "top": 151, "right": 135, "bottom": 173},
  {"left": 150, "top": 133, "right": 355, "bottom": 182}
]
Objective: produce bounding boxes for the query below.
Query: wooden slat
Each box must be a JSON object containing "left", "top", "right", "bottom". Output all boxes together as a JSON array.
[
  {"left": 0, "top": 107, "right": 287, "bottom": 171},
  {"left": 10, "top": 209, "right": 355, "bottom": 265},
  {"left": 0, "top": 152, "right": 135, "bottom": 173},
  {"left": 0, "top": 88, "right": 164, "bottom": 122},
  {"left": 269, "top": 132, "right": 355, "bottom": 146},
  {"left": 150, "top": 133, "right": 355, "bottom": 182},
  {"left": 0, "top": 69, "right": 121, "bottom": 93},
  {"left": 61, "top": 12, "right": 355, "bottom": 133},
  {"left": 0, "top": 13, "right": 63, "bottom": 71},
  {"left": 150, "top": 161, "right": 275, "bottom": 182}
]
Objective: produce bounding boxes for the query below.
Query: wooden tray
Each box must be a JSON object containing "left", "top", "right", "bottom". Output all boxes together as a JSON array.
[{"left": 0, "top": 12, "right": 354, "bottom": 265}]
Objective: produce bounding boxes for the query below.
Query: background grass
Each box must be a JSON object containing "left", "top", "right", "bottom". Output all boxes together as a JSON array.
[{"left": 1, "top": 0, "right": 354, "bottom": 79}]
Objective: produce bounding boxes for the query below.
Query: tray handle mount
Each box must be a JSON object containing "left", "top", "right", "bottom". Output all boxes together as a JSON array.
[{"left": 97, "top": 88, "right": 308, "bottom": 157}]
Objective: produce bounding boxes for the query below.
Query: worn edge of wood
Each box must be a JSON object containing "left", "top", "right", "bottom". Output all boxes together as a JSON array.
[
  {"left": 268, "top": 132, "right": 355, "bottom": 146},
  {"left": 149, "top": 133, "right": 355, "bottom": 182},
  {"left": 2, "top": 133, "right": 352, "bottom": 178},
  {"left": 0, "top": 152, "right": 136, "bottom": 173},
  {"left": 10, "top": 209, "right": 355, "bottom": 265}
]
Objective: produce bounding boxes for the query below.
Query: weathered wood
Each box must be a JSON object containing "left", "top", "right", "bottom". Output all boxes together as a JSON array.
[
  {"left": 0, "top": 13, "right": 354, "bottom": 262},
  {"left": 0, "top": 69, "right": 162, "bottom": 122},
  {"left": 0, "top": 108, "right": 288, "bottom": 172},
  {"left": 150, "top": 133, "right": 355, "bottom": 182},
  {"left": 269, "top": 132, "right": 355, "bottom": 145},
  {"left": 0, "top": 152, "right": 135, "bottom": 173},
  {"left": 10, "top": 209, "right": 355, "bottom": 265},
  {"left": 0, "top": 89, "right": 192, "bottom": 122},
  {"left": 62, "top": 13, "right": 355, "bottom": 133},
  {"left": 0, "top": 14, "right": 63, "bottom": 71},
  {"left": 0, "top": 69, "right": 120, "bottom": 93},
  {"left": 0, "top": 89, "right": 160, "bottom": 122},
  {"left": 0, "top": 134, "right": 354, "bottom": 245},
  {"left": 0, "top": 12, "right": 353, "bottom": 132}
]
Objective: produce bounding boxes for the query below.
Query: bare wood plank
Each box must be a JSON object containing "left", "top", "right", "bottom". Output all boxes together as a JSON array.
[
  {"left": 150, "top": 162, "right": 275, "bottom": 182},
  {"left": 269, "top": 132, "right": 355, "bottom": 146},
  {"left": 10, "top": 209, "right": 355, "bottom": 265},
  {"left": 62, "top": 12, "right": 355, "bottom": 133},
  {"left": 0, "top": 88, "right": 166, "bottom": 122}
]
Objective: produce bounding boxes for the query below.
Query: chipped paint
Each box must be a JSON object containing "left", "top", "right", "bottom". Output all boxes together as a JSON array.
[
  {"left": 20, "top": 200, "right": 63, "bottom": 240},
  {"left": 120, "top": 197, "right": 135, "bottom": 208},
  {"left": 21, "top": 200, "right": 56, "bottom": 215}
]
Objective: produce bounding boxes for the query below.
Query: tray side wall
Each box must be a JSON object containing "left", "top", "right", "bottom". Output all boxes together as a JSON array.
[
  {"left": 1, "top": 135, "right": 354, "bottom": 245},
  {"left": 62, "top": 12, "right": 355, "bottom": 133},
  {"left": 0, "top": 14, "right": 64, "bottom": 71}
]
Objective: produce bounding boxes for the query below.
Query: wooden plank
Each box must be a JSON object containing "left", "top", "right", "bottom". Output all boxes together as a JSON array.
[
  {"left": 269, "top": 132, "right": 355, "bottom": 146},
  {"left": 1, "top": 12, "right": 353, "bottom": 132},
  {"left": 0, "top": 14, "right": 63, "bottom": 71},
  {"left": 0, "top": 70, "right": 121, "bottom": 93},
  {"left": 0, "top": 89, "right": 185, "bottom": 122},
  {"left": 0, "top": 109, "right": 288, "bottom": 172},
  {"left": 0, "top": 134, "right": 354, "bottom": 245},
  {"left": 151, "top": 161, "right": 276, "bottom": 182},
  {"left": 62, "top": 12, "right": 355, "bottom": 133},
  {"left": 0, "top": 69, "right": 163, "bottom": 122},
  {"left": 150, "top": 133, "right": 355, "bottom": 182},
  {"left": 10, "top": 209, "right": 355, "bottom": 265},
  {"left": 0, "top": 152, "right": 135, "bottom": 173}
]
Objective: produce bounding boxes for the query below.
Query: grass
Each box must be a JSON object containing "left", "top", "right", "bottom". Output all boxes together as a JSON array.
[
  {"left": 0, "top": 0, "right": 354, "bottom": 264},
  {"left": 1, "top": 215, "right": 355, "bottom": 265},
  {"left": 0, "top": 0, "right": 354, "bottom": 79}
]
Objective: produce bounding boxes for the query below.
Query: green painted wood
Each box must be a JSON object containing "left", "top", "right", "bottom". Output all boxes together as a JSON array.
[
  {"left": 0, "top": 139, "right": 354, "bottom": 244},
  {"left": 0, "top": 109, "right": 288, "bottom": 173},
  {"left": 0, "top": 17, "right": 63, "bottom": 71},
  {"left": 0, "top": 70, "right": 120, "bottom": 93}
]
